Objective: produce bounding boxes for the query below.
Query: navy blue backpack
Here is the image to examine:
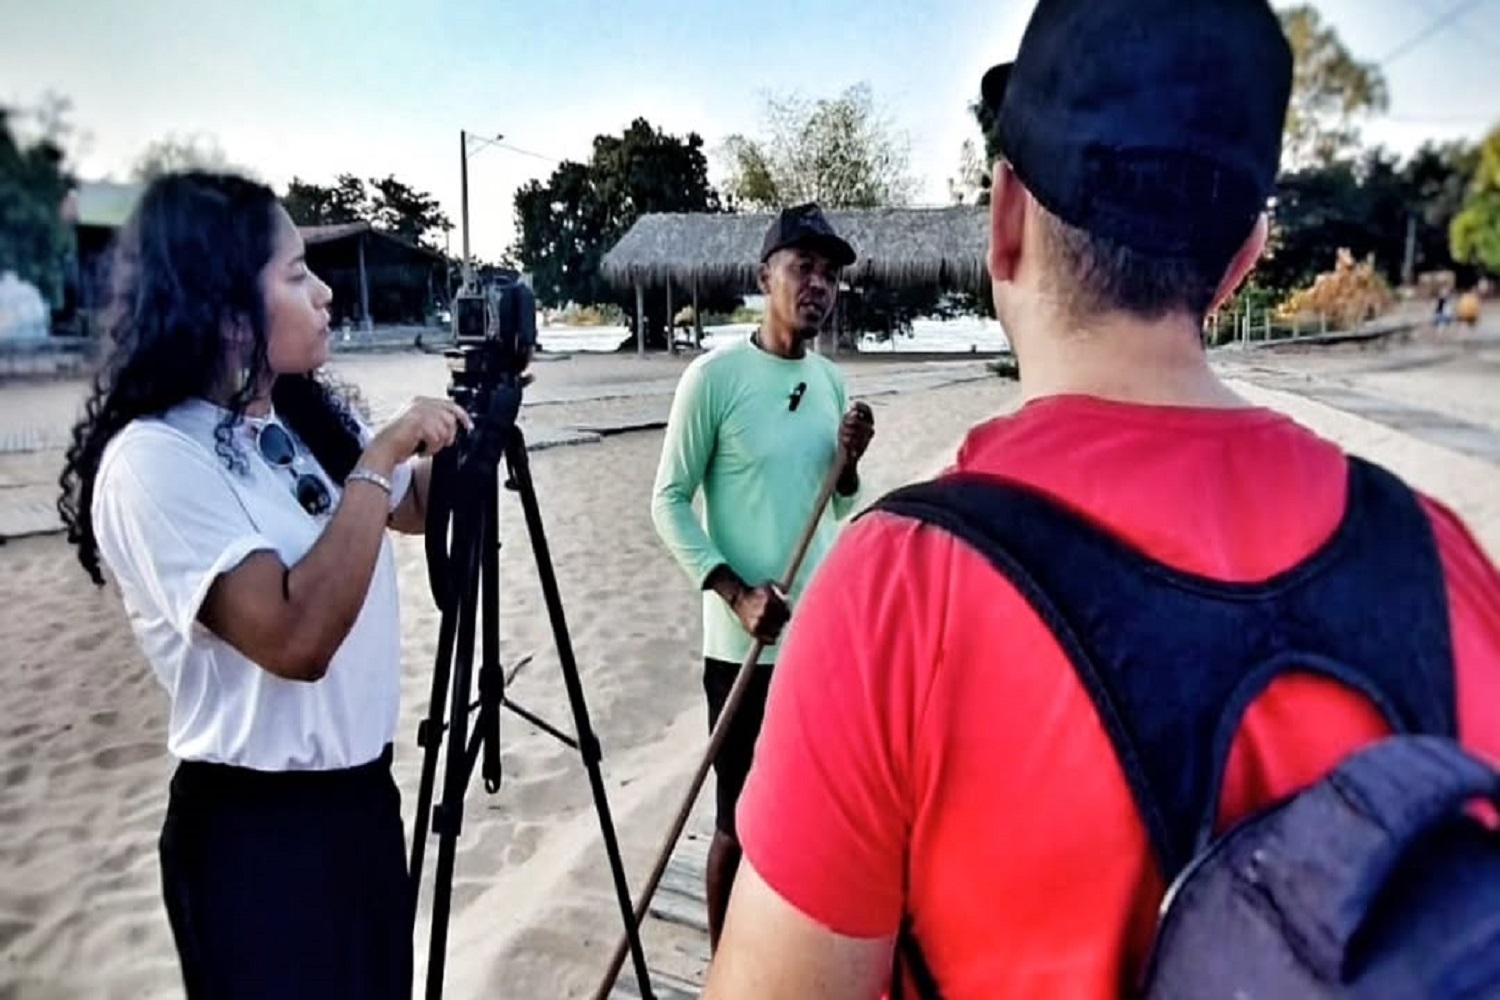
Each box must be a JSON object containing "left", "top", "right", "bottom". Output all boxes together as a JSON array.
[{"left": 870, "top": 456, "right": 1500, "bottom": 999}]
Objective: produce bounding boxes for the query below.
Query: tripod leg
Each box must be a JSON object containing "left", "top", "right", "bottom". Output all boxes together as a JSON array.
[
  {"left": 478, "top": 468, "right": 504, "bottom": 795},
  {"left": 410, "top": 583, "right": 461, "bottom": 898},
  {"left": 424, "top": 471, "right": 493, "bottom": 1000},
  {"left": 504, "top": 429, "right": 656, "bottom": 1000},
  {"left": 412, "top": 444, "right": 468, "bottom": 894}
]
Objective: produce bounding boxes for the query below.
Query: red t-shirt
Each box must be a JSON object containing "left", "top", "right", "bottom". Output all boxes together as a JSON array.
[{"left": 736, "top": 394, "right": 1500, "bottom": 999}]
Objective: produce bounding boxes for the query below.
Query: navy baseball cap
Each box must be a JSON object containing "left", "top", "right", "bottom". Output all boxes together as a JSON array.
[
  {"left": 980, "top": 0, "right": 1293, "bottom": 268},
  {"left": 759, "top": 202, "right": 857, "bottom": 268}
]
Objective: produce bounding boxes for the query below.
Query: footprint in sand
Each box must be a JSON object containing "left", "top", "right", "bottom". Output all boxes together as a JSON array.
[
  {"left": 6, "top": 721, "right": 43, "bottom": 741},
  {"left": 0, "top": 917, "right": 31, "bottom": 953},
  {"left": 92, "top": 743, "right": 159, "bottom": 771},
  {"left": 502, "top": 821, "right": 545, "bottom": 866}
]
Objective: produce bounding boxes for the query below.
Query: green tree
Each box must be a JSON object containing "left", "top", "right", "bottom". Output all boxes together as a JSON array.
[
  {"left": 722, "top": 84, "right": 942, "bottom": 342},
  {"left": 282, "top": 178, "right": 351, "bottom": 226},
  {"left": 1402, "top": 139, "right": 1481, "bottom": 279},
  {"left": 1451, "top": 126, "right": 1500, "bottom": 275},
  {"left": 511, "top": 118, "right": 724, "bottom": 350},
  {"left": 1278, "top": 5, "right": 1388, "bottom": 170},
  {"left": 282, "top": 173, "right": 449, "bottom": 249},
  {"left": 367, "top": 175, "right": 452, "bottom": 249},
  {"left": 132, "top": 132, "right": 250, "bottom": 181},
  {"left": 283, "top": 173, "right": 370, "bottom": 226},
  {"left": 946, "top": 138, "right": 987, "bottom": 206},
  {"left": 720, "top": 83, "right": 917, "bottom": 210},
  {"left": 0, "top": 105, "right": 75, "bottom": 309},
  {"left": 1262, "top": 140, "right": 1486, "bottom": 296}
]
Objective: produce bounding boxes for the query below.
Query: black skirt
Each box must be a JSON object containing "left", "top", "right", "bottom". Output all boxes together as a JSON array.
[{"left": 157, "top": 744, "right": 413, "bottom": 1000}]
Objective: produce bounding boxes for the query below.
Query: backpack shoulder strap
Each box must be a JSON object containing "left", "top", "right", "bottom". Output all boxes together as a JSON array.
[
  {"left": 871, "top": 459, "right": 1456, "bottom": 1000},
  {"left": 863, "top": 458, "right": 1456, "bottom": 877}
]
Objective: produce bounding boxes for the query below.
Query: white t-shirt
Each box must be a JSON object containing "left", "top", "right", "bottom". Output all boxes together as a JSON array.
[{"left": 91, "top": 397, "right": 414, "bottom": 772}]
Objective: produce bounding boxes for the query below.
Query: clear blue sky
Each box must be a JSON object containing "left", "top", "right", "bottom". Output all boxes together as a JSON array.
[{"left": 4, "top": 0, "right": 1499, "bottom": 262}]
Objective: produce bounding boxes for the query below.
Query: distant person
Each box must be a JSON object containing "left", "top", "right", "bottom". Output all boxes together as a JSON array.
[
  {"left": 57, "top": 170, "right": 472, "bottom": 1000},
  {"left": 650, "top": 202, "right": 875, "bottom": 950},
  {"left": 703, "top": 1, "right": 1500, "bottom": 997}
]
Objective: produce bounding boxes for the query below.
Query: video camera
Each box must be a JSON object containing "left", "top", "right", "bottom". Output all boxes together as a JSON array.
[{"left": 447, "top": 273, "right": 537, "bottom": 406}]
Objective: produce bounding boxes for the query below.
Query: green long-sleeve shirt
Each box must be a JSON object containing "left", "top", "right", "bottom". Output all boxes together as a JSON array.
[{"left": 651, "top": 334, "right": 862, "bottom": 665}]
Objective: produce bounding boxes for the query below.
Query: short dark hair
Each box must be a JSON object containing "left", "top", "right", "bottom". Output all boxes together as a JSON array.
[{"left": 1036, "top": 207, "right": 1234, "bottom": 323}]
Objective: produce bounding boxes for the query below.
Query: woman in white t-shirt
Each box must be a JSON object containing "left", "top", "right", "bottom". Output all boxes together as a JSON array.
[{"left": 57, "top": 171, "right": 471, "bottom": 1000}]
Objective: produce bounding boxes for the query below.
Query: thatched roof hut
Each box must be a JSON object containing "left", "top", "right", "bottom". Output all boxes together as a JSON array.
[{"left": 600, "top": 205, "right": 989, "bottom": 293}]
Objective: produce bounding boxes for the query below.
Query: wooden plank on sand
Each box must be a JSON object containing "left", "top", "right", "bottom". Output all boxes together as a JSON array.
[{"left": 607, "top": 821, "right": 715, "bottom": 999}]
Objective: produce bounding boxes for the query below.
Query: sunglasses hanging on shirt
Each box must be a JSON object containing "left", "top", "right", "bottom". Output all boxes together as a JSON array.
[{"left": 255, "top": 421, "right": 333, "bottom": 517}]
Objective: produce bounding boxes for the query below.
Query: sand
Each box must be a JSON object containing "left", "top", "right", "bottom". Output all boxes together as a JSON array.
[{"left": 0, "top": 337, "right": 1496, "bottom": 999}]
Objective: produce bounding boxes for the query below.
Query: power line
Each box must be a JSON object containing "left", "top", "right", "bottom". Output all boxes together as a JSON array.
[
  {"left": 495, "top": 141, "right": 561, "bottom": 164},
  {"left": 1412, "top": 0, "right": 1500, "bottom": 61},
  {"left": 464, "top": 132, "right": 564, "bottom": 167},
  {"left": 1378, "top": 0, "right": 1489, "bottom": 65},
  {"left": 1380, "top": 111, "right": 1500, "bottom": 125}
]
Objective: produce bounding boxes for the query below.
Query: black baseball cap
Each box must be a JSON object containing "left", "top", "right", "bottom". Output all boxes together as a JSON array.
[
  {"left": 759, "top": 202, "right": 857, "bottom": 268},
  {"left": 980, "top": 0, "right": 1293, "bottom": 268}
]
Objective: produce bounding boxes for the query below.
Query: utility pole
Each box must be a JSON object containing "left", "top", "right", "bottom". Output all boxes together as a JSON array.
[{"left": 460, "top": 129, "right": 472, "bottom": 290}]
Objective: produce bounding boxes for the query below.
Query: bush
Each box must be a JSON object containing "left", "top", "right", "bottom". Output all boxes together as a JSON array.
[
  {"left": 701, "top": 305, "right": 761, "bottom": 326},
  {"left": 1276, "top": 248, "right": 1396, "bottom": 329},
  {"left": 554, "top": 303, "right": 625, "bottom": 327},
  {"left": 986, "top": 353, "right": 1019, "bottom": 380}
]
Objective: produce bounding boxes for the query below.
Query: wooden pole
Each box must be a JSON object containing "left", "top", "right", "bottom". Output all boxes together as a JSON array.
[
  {"left": 833, "top": 294, "right": 842, "bottom": 357},
  {"left": 692, "top": 279, "right": 702, "bottom": 348},
  {"left": 635, "top": 284, "right": 645, "bottom": 357},
  {"left": 592, "top": 450, "right": 850, "bottom": 1000},
  {"left": 357, "top": 232, "right": 372, "bottom": 332},
  {"left": 666, "top": 281, "right": 674, "bottom": 356}
]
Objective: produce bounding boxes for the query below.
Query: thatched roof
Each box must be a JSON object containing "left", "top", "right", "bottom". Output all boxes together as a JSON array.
[{"left": 599, "top": 205, "right": 989, "bottom": 291}]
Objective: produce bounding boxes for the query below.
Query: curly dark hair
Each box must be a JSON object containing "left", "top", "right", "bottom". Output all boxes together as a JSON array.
[{"left": 58, "top": 170, "right": 368, "bottom": 586}]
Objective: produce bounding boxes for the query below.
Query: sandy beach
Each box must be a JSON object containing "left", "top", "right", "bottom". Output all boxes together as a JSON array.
[{"left": 1, "top": 328, "right": 1497, "bottom": 999}]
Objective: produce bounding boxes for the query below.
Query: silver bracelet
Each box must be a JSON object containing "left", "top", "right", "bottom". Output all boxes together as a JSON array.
[{"left": 346, "top": 466, "right": 393, "bottom": 495}]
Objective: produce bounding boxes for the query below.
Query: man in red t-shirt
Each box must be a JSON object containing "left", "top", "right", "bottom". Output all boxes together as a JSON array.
[{"left": 702, "top": 2, "right": 1500, "bottom": 998}]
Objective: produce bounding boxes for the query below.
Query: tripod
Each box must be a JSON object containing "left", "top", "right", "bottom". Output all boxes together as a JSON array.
[{"left": 407, "top": 369, "right": 654, "bottom": 1000}]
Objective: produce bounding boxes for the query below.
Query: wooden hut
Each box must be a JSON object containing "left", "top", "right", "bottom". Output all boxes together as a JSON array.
[
  {"left": 300, "top": 222, "right": 447, "bottom": 330},
  {"left": 65, "top": 181, "right": 447, "bottom": 333},
  {"left": 599, "top": 205, "right": 989, "bottom": 354}
]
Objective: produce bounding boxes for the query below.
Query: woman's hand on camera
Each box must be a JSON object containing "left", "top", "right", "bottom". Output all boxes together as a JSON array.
[{"left": 365, "top": 397, "right": 472, "bottom": 470}]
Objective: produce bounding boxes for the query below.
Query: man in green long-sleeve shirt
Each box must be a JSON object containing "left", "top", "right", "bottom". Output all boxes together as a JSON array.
[{"left": 651, "top": 203, "right": 875, "bottom": 950}]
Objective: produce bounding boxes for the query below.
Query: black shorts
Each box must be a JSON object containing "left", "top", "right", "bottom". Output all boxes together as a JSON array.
[{"left": 703, "top": 657, "right": 773, "bottom": 841}]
